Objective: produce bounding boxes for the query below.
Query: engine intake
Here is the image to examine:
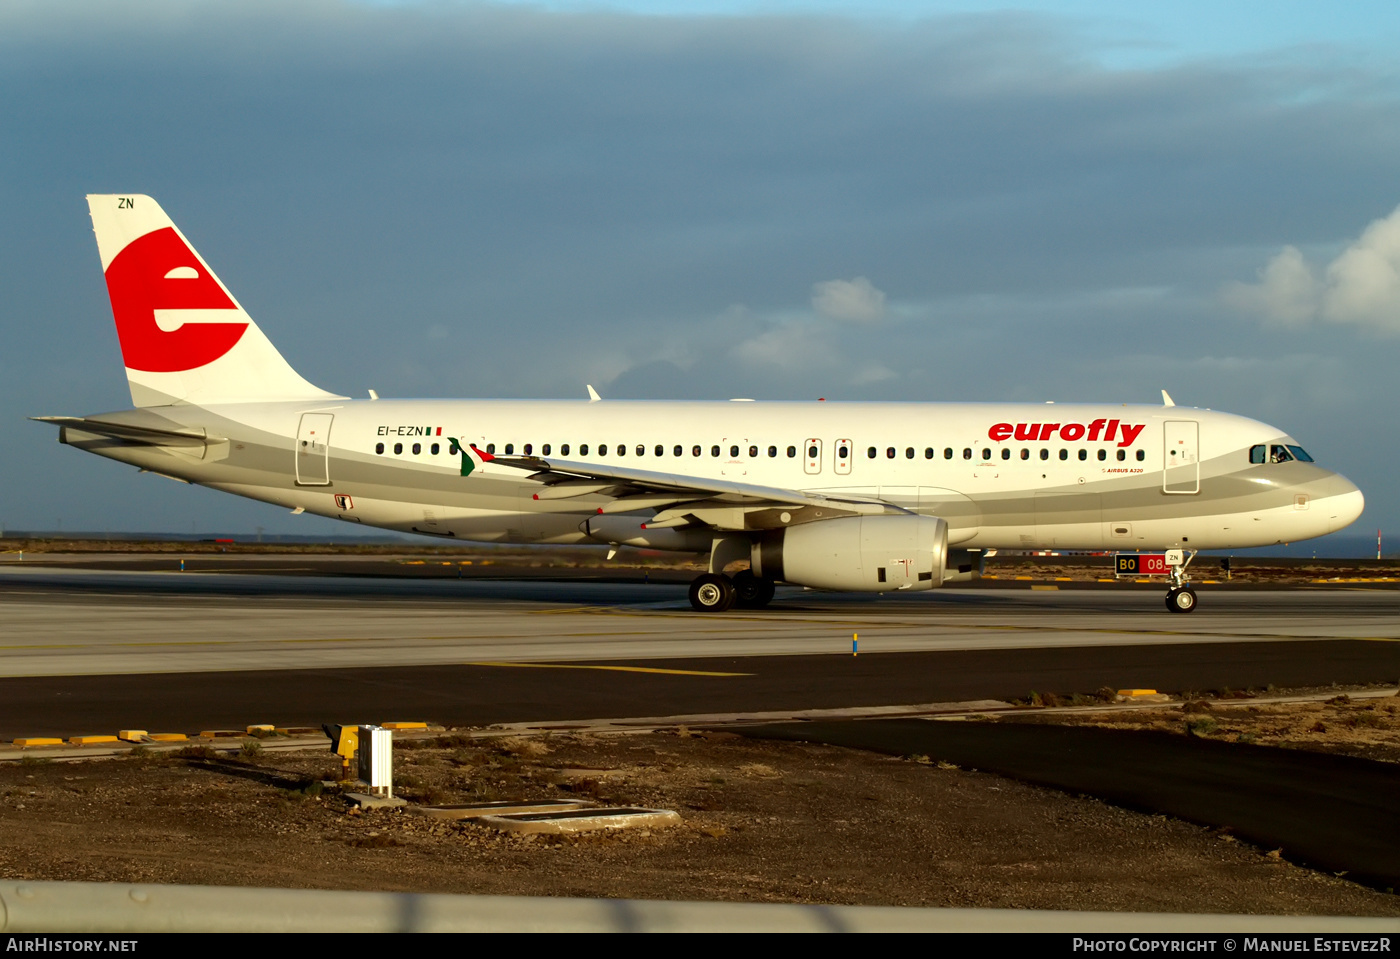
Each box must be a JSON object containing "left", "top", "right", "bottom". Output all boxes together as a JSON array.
[{"left": 752, "top": 515, "right": 949, "bottom": 592}]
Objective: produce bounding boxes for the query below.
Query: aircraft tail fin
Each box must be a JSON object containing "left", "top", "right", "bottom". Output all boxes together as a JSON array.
[{"left": 86, "top": 194, "right": 341, "bottom": 408}]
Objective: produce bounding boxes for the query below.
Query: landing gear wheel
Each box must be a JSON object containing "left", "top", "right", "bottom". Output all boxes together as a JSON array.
[
  {"left": 732, "top": 570, "right": 776, "bottom": 609},
  {"left": 1166, "top": 588, "right": 1198, "bottom": 614},
  {"left": 689, "top": 573, "right": 736, "bottom": 612}
]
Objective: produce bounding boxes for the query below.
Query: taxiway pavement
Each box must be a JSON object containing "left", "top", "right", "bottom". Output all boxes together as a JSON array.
[{"left": 0, "top": 566, "right": 1395, "bottom": 737}]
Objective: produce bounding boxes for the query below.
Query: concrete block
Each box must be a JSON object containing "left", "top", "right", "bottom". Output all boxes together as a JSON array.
[
  {"left": 345, "top": 792, "right": 408, "bottom": 810},
  {"left": 148, "top": 733, "right": 187, "bottom": 742},
  {"left": 118, "top": 730, "right": 148, "bottom": 742},
  {"left": 479, "top": 807, "right": 681, "bottom": 835},
  {"left": 381, "top": 722, "right": 428, "bottom": 731},
  {"left": 12, "top": 738, "right": 63, "bottom": 747},
  {"left": 68, "top": 736, "right": 119, "bottom": 746},
  {"left": 246, "top": 725, "right": 275, "bottom": 735},
  {"left": 408, "top": 800, "right": 594, "bottom": 820},
  {"left": 199, "top": 730, "right": 242, "bottom": 739}
]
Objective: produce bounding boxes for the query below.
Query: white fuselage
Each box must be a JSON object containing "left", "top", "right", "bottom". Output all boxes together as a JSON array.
[{"left": 74, "top": 397, "right": 1364, "bottom": 554}]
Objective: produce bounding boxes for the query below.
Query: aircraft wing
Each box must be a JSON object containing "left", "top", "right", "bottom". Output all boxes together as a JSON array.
[{"left": 484, "top": 451, "right": 904, "bottom": 523}]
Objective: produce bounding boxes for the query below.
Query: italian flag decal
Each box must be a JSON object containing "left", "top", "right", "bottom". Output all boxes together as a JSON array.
[{"left": 446, "top": 438, "right": 493, "bottom": 477}]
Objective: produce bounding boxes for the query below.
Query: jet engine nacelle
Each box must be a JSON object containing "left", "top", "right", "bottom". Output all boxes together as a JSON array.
[{"left": 752, "top": 515, "right": 949, "bottom": 592}]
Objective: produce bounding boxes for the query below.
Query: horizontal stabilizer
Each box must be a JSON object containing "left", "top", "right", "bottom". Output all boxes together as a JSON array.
[{"left": 30, "top": 415, "right": 215, "bottom": 447}]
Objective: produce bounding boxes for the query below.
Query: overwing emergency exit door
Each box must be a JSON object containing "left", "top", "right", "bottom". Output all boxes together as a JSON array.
[
  {"left": 1163, "top": 420, "right": 1199, "bottom": 494},
  {"left": 296, "top": 413, "right": 334, "bottom": 486}
]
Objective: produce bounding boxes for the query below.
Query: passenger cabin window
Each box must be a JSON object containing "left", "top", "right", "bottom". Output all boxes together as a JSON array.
[
  {"left": 963, "top": 448, "right": 972, "bottom": 459},
  {"left": 1059, "top": 449, "right": 1068, "bottom": 461},
  {"left": 598, "top": 444, "right": 607, "bottom": 457},
  {"left": 711, "top": 445, "right": 721, "bottom": 457},
  {"left": 431, "top": 443, "right": 440, "bottom": 455},
  {"left": 375, "top": 442, "right": 384, "bottom": 454},
  {"left": 1116, "top": 449, "right": 1126, "bottom": 461},
  {"left": 1097, "top": 449, "right": 1106, "bottom": 461},
  {"left": 1136, "top": 449, "right": 1145, "bottom": 461},
  {"left": 787, "top": 446, "right": 797, "bottom": 458},
  {"left": 543, "top": 444, "right": 552, "bottom": 455},
  {"left": 838, "top": 445, "right": 849, "bottom": 458},
  {"left": 1040, "top": 449, "right": 1049, "bottom": 461},
  {"left": 580, "top": 444, "right": 589, "bottom": 455},
  {"left": 654, "top": 445, "right": 663, "bottom": 456},
  {"left": 981, "top": 448, "right": 991, "bottom": 460},
  {"left": 617, "top": 444, "right": 625, "bottom": 456},
  {"left": 945, "top": 448, "right": 953, "bottom": 459},
  {"left": 768, "top": 446, "right": 777, "bottom": 457},
  {"left": 1078, "top": 449, "right": 1087, "bottom": 461},
  {"left": 504, "top": 443, "right": 513, "bottom": 455},
  {"left": 905, "top": 447, "right": 914, "bottom": 459},
  {"left": 749, "top": 445, "right": 758, "bottom": 458},
  {"left": 1005, "top": 449, "right": 1014, "bottom": 460},
  {"left": 522, "top": 444, "right": 531, "bottom": 455},
  {"left": 693, "top": 445, "right": 702, "bottom": 457},
  {"left": 394, "top": 442, "right": 403, "bottom": 455},
  {"left": 807, "top": 445, "right": 818, "bottom": 459},
  {"left": 924, "top": 448, "right": 934, "bottom": 459},
  {"left": 486, "top": 443, "right": 495, "bottom": 454},
  {"left": 638, "top": 445, "right": 647, "bottom": 457},
  {"left": 412, "top": 443, "right": 422, "bottom": 455},
  {"left": 1017, "top": 449, "right": 1026, "bottom": 460},
  {"left": 886, "top": 447, "right": 896, "bottom": 459},
  {"left": 867, "top": 447, "right": 877, "bottom": 459},
  {"left": 730, "top": 445, "right": 740, "bottom": 457},
  {"left": 674, "top": 445, "right": 683, "bottom": 456},
  {"left": 560, "top": 444, "right": 570, "bottom": 455}
]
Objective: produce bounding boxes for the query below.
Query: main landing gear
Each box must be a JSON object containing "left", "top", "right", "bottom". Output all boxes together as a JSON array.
[
  {"left": 1164, "top": 549, "right": 1199, "bottom": 614},
  {"left": 688, "top": 570, "right": 776, "bottom": 612}
]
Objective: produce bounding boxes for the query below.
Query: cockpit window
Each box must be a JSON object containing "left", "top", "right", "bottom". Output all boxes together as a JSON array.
[
  {"left": 1270, "top": 444, "right": 1293, "bottom": 464},
  {"left": 1249, "top": 444, "right": 1266, "bottom": 465},
  {"left": 1287, "top": 445, "right": 1315, "bottom": 463}
]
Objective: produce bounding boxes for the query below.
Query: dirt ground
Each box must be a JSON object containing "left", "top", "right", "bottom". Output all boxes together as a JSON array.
[
  {"left": 1022, "top": 690, "right": 1400, "bottom": 765},
  {"left": 0, "top": 724, "right": 1397, "bottom": 915}
]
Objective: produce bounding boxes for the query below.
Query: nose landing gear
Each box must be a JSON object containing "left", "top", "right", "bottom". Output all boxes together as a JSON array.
[
  {"left": 1164, "top": 549, "right": 1199, "bottom": 614},
  {"left": 1166, "top": 587, "right": 1198, "bottom": 613}
]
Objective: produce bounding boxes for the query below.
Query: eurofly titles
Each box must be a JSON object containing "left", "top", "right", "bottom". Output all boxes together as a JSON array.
[{"left": 988, "top": 419, "right": 1145, "bottom": 446}]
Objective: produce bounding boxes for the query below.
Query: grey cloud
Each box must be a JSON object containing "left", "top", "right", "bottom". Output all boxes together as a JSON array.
[
  {"left": 2, "top": 1, "right": 1400, "bottom": 535},
  {"left": 812, "top": 277, "right": 886, "bottom": 323}
]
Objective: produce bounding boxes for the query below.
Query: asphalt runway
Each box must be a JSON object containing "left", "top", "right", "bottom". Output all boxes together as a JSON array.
[{"left": 0, "top": 565, "right": 1396, "bottom": 736}]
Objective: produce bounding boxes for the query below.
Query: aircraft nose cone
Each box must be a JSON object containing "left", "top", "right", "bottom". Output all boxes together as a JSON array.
[{"left": 1326, "top": 482, "right": 1365, "bottom": 534}]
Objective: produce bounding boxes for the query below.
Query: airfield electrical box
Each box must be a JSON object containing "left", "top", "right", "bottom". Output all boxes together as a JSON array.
[{"left": 358, "top": 724, "right": 393, "bottom": 797}]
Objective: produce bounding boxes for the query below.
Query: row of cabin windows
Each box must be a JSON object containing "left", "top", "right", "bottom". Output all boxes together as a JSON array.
[
  {"left": 374, "top": 440, "right": 1144, "bottom": 463},
  {"left": 865, "top": 446, "right": 1144, "bottom": 462},
  {"left": 375, "top": 441, "right": 444, "bottom": 456}
]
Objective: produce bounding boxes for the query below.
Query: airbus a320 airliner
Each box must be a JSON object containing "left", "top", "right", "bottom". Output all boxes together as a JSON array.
[{"left": 35, "top": 195, "right": 1365, "bottom": 613}]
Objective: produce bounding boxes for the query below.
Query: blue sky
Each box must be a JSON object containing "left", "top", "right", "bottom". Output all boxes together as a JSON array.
[{"left": 3, "top": 0, "right": 1398, "bottom": 548}]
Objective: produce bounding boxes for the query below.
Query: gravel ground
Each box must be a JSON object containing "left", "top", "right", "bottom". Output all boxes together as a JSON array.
[
  {"left": 1020, "top": 690, "right": 1400, "bottom": 764},
  {"left": 0, "top": 728, "right": 1396, "bottom": 915}
]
